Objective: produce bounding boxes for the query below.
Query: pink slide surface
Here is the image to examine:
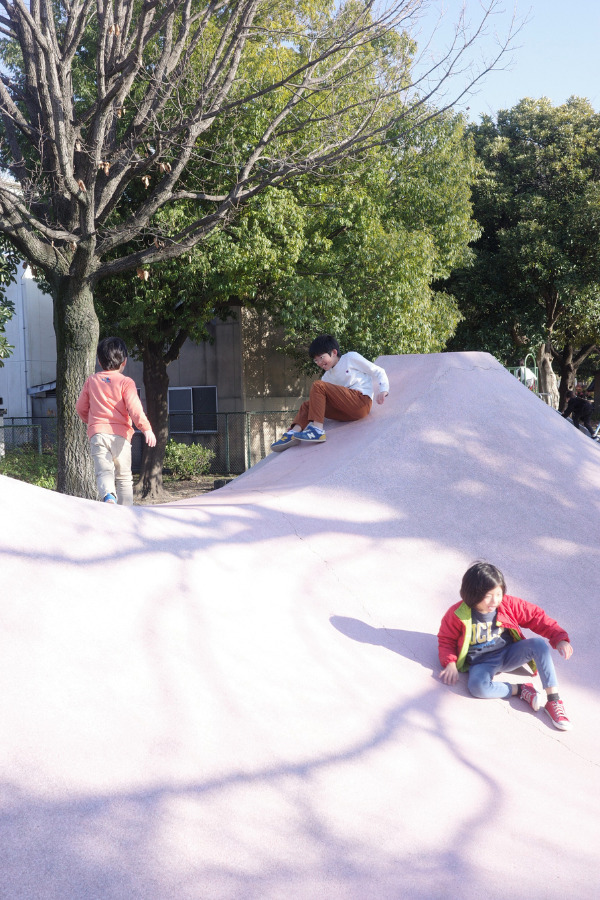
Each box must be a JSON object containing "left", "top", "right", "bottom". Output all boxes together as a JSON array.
[{"left": 1, "top": 351, "right": 599, "bottom": 899}]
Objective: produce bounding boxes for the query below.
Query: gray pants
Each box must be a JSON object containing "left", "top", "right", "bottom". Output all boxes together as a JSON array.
[{"left": 90, "top": 433, "right": 134, "bottom": 505}]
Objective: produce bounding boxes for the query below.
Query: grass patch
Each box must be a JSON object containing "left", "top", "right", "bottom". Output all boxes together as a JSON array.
[{"left": 0, "top": 444, "right": 57, "bottom": 490}]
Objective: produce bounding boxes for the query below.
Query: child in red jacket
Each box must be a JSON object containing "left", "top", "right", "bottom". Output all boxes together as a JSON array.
[{"left": 438, "top": 561, "right": 573, "bottom": 731}]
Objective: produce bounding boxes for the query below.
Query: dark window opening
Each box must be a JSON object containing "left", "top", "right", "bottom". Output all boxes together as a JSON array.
[{"left": 168, "top": 386, "right": 218, "bottom": 434}]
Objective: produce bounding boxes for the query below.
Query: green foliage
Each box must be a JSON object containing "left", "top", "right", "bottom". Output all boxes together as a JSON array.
[
  {"left": 163, "top": 440, "right": 215, "bottom": 480},
  {"left": 90, "top": 1, "right": 422, "bottom": 365},
  {"left": 97, "top": 109, "right": 480, "bottom": 373},
  {"left": 447, "top": 97, "right": 600, "bottom": 363},
  {"left": 0, "top": 0, "right": 501, "bottom": 497},
  {"left": 271, "top": 111, "right": 480, "bottom": 365},
  {"left": 95, "top": 186, "right": 306, "bottom": 353},
  {"left": 0, "top": 445, "right": 57, "bottom": 490}
]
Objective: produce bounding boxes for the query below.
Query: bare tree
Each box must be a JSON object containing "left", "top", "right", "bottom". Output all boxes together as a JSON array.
[{"left": 0, "top": 0, "right": 515, "bottom": 496}]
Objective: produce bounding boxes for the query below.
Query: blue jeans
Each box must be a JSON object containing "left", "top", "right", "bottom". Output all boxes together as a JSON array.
[{"left": 468, "top": 637, "right": 558, "bottom": 700}]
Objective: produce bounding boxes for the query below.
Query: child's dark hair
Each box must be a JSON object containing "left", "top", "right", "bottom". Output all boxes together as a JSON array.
[
  {"left": 97, "top": 337, "right": 128, "bottom": 371},
  {"left": 460, "top": 561, "right": 506, "bottom": 608},
  {"left": 308, "top": 334, "right": 340, "bottom": 359}
]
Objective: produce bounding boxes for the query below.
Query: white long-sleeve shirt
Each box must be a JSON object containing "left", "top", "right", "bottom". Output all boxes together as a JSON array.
[{"left": 321, "top": 351, "right": 389, "bottom": 400}]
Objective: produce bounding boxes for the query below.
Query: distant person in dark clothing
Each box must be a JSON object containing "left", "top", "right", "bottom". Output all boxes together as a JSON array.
[{"left": 562, "top": 390, "right": 595, "bottom": 437}]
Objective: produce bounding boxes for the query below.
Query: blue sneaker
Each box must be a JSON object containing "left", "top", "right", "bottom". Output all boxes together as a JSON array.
[
  {"left": 103, "top": 493, "right": 117, "bottom": 503},
  {"left": 270, "top": 432, "right": 297, "bottom": 452},
  {"left": 294, "top": 424, "right": 326, "bottom": 444}
]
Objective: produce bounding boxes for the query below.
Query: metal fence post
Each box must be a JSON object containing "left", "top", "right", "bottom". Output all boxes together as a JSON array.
[
  {"left": 246, "top": 412, "right": 252, "bottom": 470},
  {"left": 224, "top": 413, "right": 230, "bottom": 474}
]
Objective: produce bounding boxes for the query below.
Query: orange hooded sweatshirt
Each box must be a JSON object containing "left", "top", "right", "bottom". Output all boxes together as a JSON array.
[{"left": 76, "top": 370, "right": 151, "bottom": 442}]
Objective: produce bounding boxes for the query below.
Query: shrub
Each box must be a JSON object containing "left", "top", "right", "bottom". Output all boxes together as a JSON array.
[
  {"left": 163, "top": 439, "right": 214, "bottom": 480},
  {"left": 0, "top": 444, "right": 57, "bottom": 490}
]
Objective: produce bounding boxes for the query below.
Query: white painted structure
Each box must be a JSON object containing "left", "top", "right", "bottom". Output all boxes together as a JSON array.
[{"left": 0, "top": 266, "right": 56, "bottom": 418}]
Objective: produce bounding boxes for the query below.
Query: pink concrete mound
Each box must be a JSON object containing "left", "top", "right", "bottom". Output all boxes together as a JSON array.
[{"left": 1, "top": 351, "right": 599, "bottom": 900}]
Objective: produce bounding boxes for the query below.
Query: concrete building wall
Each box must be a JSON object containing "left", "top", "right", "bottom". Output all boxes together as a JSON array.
[
  {"left": 126, "top": 316, "right": 246, "bottom": 412},
  {"left": 23, "top": 273, "right": 56, "bottom": 387},
  {"left": 240, "top": 307, "right": 312, "bottom": 411},
  {"left": 126, "top": 308, "right": 311, "bottom": 415},
  {"left": 0, "top": 268, "right": 57, "bottom": 418},
  {"left": 0, "top": 276, "right": 28, "bottom": 417}
]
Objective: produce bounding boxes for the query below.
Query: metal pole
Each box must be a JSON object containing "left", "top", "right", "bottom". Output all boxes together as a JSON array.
[
  {"left": 524, "top": 351, "right": 539, "bottom": 392},
  {"left": 224, "top": 413, "right": 230, "bottom": 474},
  {"left": 246, "top": 412, "right": 252, "bottom": 470}
]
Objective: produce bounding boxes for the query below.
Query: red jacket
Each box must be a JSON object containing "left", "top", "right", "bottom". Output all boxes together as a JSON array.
[{"left": 438, "top": 595, "right": 570, "bottom": 672}]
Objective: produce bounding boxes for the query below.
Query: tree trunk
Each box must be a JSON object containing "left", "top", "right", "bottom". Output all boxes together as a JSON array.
[
  {"left": 553, "top": 342, "right": 598, "bottom": 411},
  {"left": 556, "top": 342, "right": 576, "bottom": 411},
  {"left": 135, "top": 343, "right": 170, "bottom": 502},
  {"left": 53, "top": 277, "right": 99, "bottom": 497},
  {"left": 537, "top": 342, "right": 559, "bottom": 409}
]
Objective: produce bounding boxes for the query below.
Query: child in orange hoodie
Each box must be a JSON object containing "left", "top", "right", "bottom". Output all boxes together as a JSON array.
[{"left": 76, "top": 337, "right": 156, "bottom": 505}]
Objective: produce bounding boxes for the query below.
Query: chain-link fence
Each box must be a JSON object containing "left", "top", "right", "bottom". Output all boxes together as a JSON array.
[
  {"left": 0, "top": 421, "right": 43, "bottom": 456},
  {"left": 4, "top": 410, "right": 297, "bottom": 473},
  {"left": 2, "top": 416, "right": 57, "bottom": 450},
  {"left": 245, "top": 410, "right": 294, "bottom": 469},
  {"left": 4, "top": 411, "right": 295, "bottom": 474},
  {"left": 164, "top": 410, "right": 294, "bottom": 474}
]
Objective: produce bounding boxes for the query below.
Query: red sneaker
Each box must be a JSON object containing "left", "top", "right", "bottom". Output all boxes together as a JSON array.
[
  {"left": 519, "top": 682, "right": 541, "bottom": 712},
  {"left": 544, "top": 698, "right": 572, "bottom": 731}
]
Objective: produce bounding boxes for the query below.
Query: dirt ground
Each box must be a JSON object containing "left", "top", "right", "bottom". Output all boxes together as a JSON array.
[{"left": 134, "top": 475, "right": 236, "bottom": 505}]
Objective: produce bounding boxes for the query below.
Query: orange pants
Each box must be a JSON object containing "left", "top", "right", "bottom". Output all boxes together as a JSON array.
[{"left": 291, "top": 380, "right": 372, "bottom": 430}]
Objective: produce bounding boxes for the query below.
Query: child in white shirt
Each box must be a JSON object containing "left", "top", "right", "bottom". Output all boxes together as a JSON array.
[{"left": 271, "top": 334, "right": 389, "bottom": 451}]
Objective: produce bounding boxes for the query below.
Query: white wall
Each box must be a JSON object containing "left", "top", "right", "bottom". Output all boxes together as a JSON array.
[{"left": 0, "top": 268, "right": 56, "bottom": 417}]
